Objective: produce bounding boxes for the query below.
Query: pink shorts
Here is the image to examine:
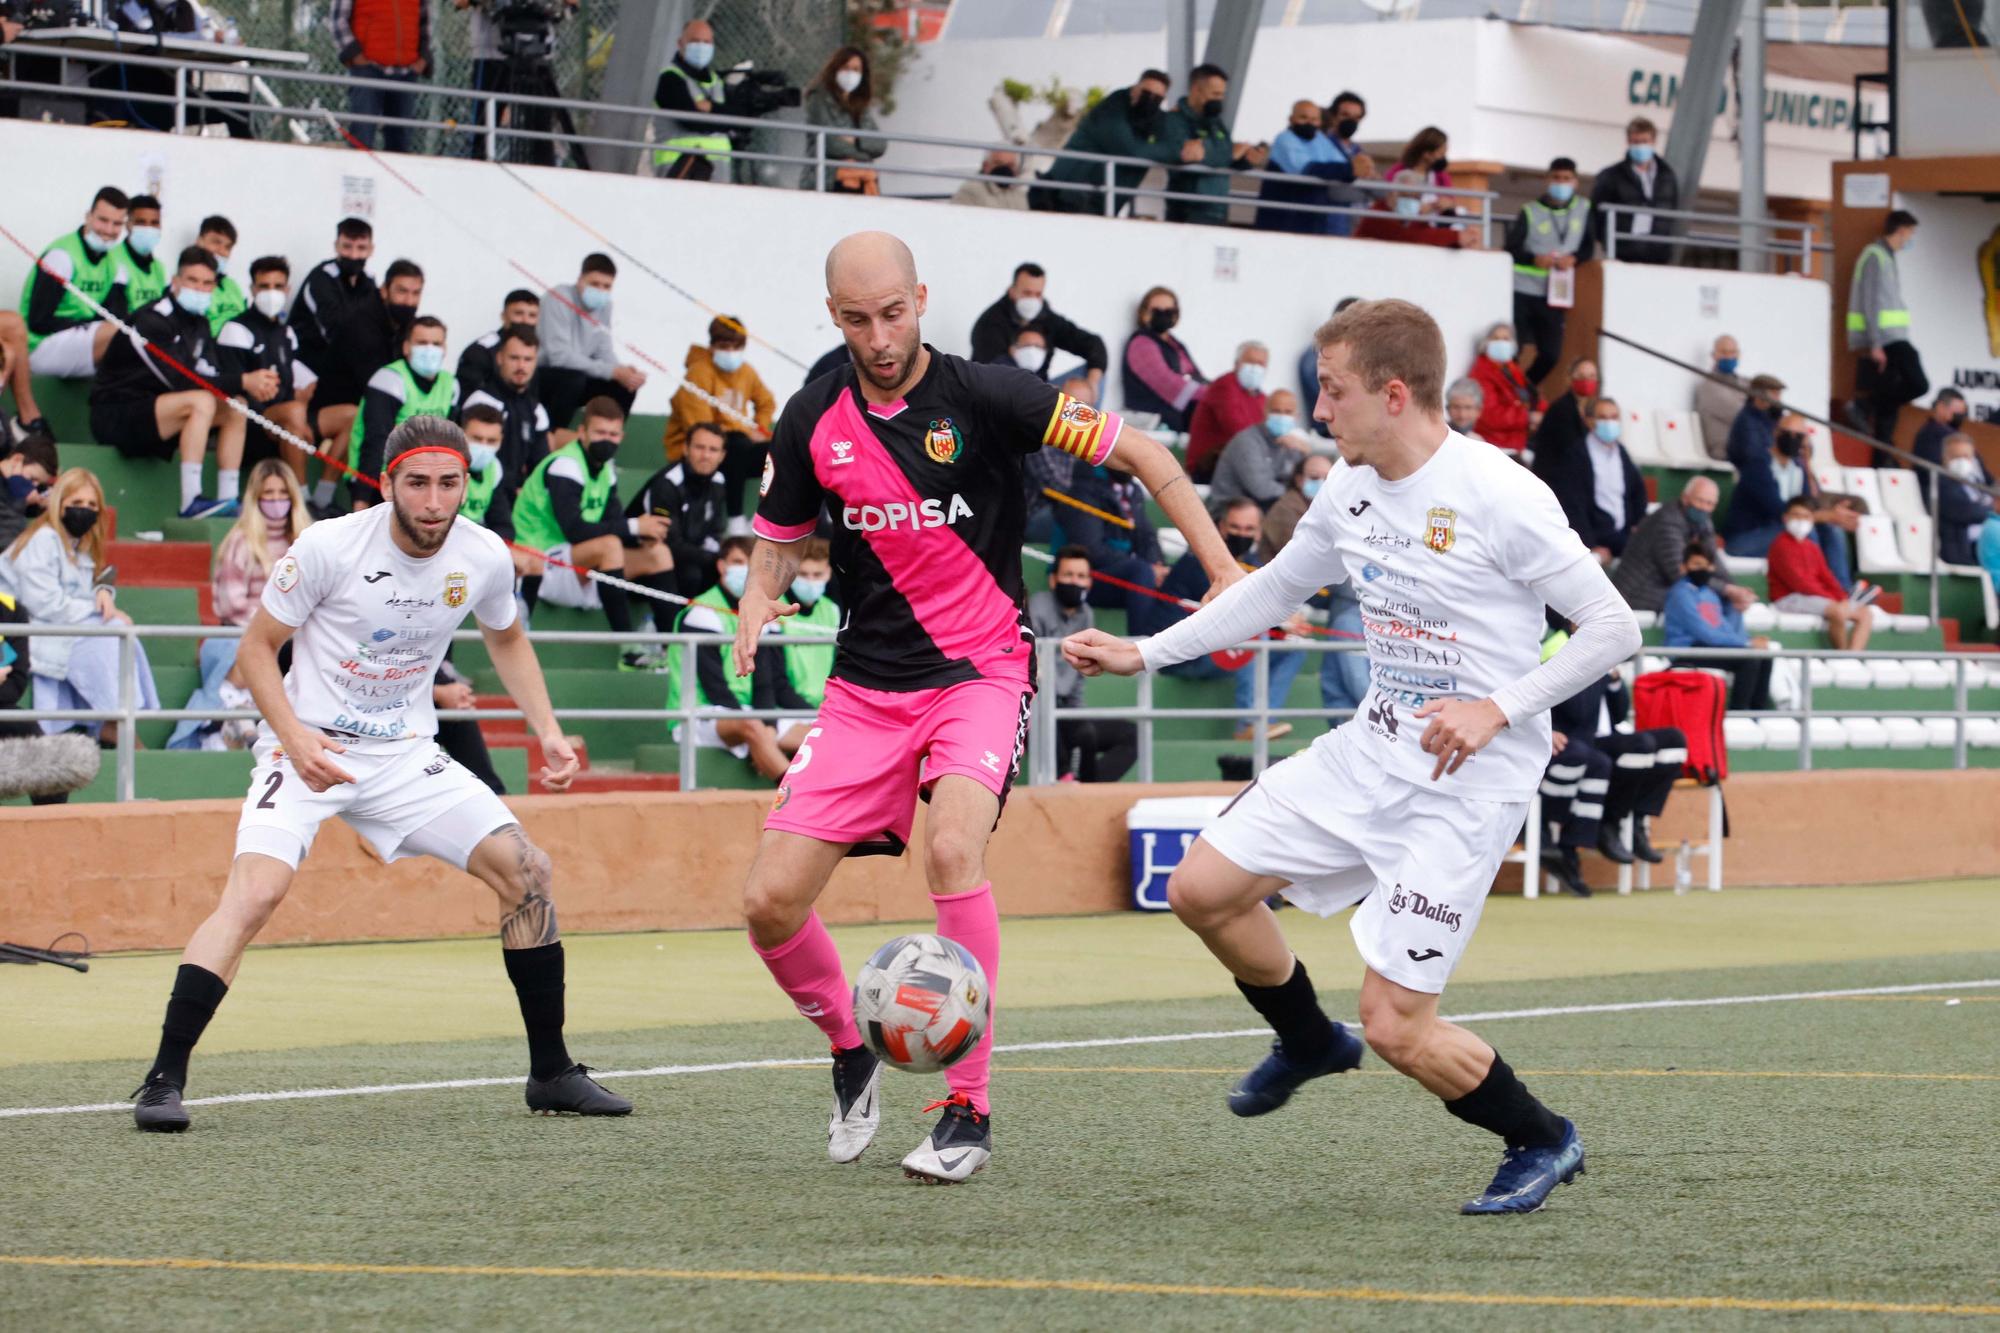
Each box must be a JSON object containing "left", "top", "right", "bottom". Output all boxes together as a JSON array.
[{"left": 765, "top": 675, "right": 1034, "bottom": 855}]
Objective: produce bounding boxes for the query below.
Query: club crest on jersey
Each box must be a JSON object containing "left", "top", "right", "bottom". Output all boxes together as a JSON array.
[
  {"left": 760, "top": 451, "right": 775, "bottom": 497},
  {"left": 1424, "top": 506, "right": 1457, "bottom": 554},
  {"left": 444, "top": 571, "right": 468, "bottom": 608},
  {"left": 272, "top": 555, "right": 300, "bottom": 593},
  {"left": 924, "top": 418, "right": 963, "bottom": 465}
]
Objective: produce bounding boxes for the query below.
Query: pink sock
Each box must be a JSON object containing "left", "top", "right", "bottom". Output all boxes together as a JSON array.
[
  {"left": 932, "top": 881, "right": 1000, "bottom": 1115},
  {"left": 751, "top": 911, "right": 861, "bottom": 1051}
]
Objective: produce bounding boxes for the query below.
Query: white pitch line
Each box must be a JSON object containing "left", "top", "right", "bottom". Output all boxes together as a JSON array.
[{"left": 5, "top": 977, "right": 1996, "bottom": 1121}]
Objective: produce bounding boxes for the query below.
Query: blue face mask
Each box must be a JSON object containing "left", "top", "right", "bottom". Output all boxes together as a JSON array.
[
  {"left": 580, "top": 284, "right": 611, "bottom": 313},
  {"left": 408, "top": 343, "right": 446, "bottom": 377},
  {"left": 82, "top": 229, "right": 115, "bottom": 255},
  {"left": 683, "top": 41, "right": 715, "bottom": 69},
  {"left": 721, "top": 564, "right": 749, "bottom": 599},
  {"left": 1486, "top": 339, "right": 1517, "bottom": 364},
  {"left": 1393, "top": 196, "right": 1422, "bottom": 219},
  {"left": 1592, "top": 419, "right": 1622, "bottom": 444},
  {"left": 128, "top": 225, "right": 162, "bottom": 257},
  {"left": 791, "top": 577, "right": 827, "bottom": 605},
  {"left": 1264, "top": 413, "right": 1295, "bottom": 438},
  {"left": 1547, "top": 182, "right": 1574, "bottom": 204},
  {"left": 1628, "top": 142, "right": 1656, "bottom": 165},
  {"left": 713, "top": 348, "right": 745, "bottom": 374},
  {"left": 175, "top": 286, "right": 212, "bottom": 317},
  {"left": 1301, "top": 477, "right": 1323, "bottom": 499},
  {"left": 1715, "top": 357, "right": 1739, "bottom": 376},
  {"left": 468, "top": 442, "right": 500, "bottom": 474},
  {"left": 1236, "top": 363, "right": 1266, "bottom": 393}
]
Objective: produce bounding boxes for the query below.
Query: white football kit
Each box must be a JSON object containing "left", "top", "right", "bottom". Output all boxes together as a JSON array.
[
  {"left": 234, "top": 506, "right": 521, "bottom": 870},
  {"left": 1140, "top": 432, "right": 1640, "bottom": 992}
]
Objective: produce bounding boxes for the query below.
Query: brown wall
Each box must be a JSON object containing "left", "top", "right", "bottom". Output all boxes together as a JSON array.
[{"left": 7, "top": 772, "right": 1998, "bottom": 954}]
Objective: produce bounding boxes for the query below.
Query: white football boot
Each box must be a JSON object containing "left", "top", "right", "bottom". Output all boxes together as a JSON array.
[
  {"left": 827, "top": 1044, "right": 882, "bottom": 1163},
  {"left": 901, "top": 1093, "right": 991, "bottom": 1184}
]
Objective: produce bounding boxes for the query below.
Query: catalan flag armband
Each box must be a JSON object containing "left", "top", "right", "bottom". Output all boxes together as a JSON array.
[{"left": 1042, "top": 393, "right": 1122, "bottom": 467}]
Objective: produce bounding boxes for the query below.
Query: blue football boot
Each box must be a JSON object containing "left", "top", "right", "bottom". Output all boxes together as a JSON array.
[
  {"left": 1227, "top": 1023, "right": 1365, "bottom": 1117},
  {"left": 1461, "top": 1119, "right": 1586, "bottom": 1214}
]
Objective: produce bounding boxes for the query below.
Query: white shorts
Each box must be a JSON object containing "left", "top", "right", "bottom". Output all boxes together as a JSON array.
[
  {"left": 234, "top": 733, "right": 515, "bottom": 871},
  {"left": 29, "top": 323, "right": 103, "bottom": 378},
  {"left": 1200, "top": 726, "right": 1528, "bottom": 994},
  {"left": 534, "top": 545, "right": 600, "bottom": 610}
]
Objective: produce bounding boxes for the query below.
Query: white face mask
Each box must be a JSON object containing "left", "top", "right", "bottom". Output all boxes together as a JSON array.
[
  {"left": 1011, "top": 346, "right": 1045, "bottom": 371},
  {"left": 1014, "top": 295, "right": 1044, "bottom": 322},
  {"left": 253, "top": 288, "right": 288, "bottom": 320},
  {"left": 1784, "top": 519, "right": 1814, "bottom": 541},
  {"left": 1947, "top": 457, "right": 1978, "bottom": 481},
  {"left": 835, "top": 68, "right": 862, "bottom": 94}
]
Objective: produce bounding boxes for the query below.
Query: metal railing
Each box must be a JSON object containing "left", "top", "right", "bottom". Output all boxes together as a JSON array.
[
  {"left": 1599, "top": 203, "right": 1823, "bottom": 267},
  {"left": 3, "top": 624, "right": 1996, "bottom": 802}
]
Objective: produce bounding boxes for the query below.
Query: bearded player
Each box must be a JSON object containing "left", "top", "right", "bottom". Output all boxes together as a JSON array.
[
  {"left": 1067, "top": 300, "right": 1642, "bottom": 1213},
  {"left": 132, "top": 416, "right": 632, "bottom": 1131},
  {"left": 732, "top": 232, "right": 1235, "bottom": 1183}
]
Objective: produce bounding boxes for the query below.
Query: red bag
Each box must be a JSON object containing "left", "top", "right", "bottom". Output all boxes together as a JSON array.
[{"left": 1634, "top": 669, "right": 1728, "bottom": 783}]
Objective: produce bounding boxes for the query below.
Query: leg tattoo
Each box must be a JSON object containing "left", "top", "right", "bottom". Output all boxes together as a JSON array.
[{"left": 494, "top": 824, "right": 559, "bottom": 949}]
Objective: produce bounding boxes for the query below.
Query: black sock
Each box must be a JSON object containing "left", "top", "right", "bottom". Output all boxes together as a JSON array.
[
  {"left": 148, "top": 963, "right": 228, "bottom": 1087},
  {"left": 1443, "top": 1051, "right": 1566, "bottom": 1149},
  {"left": 635, "top": 571, "right": 679, "bottom": 634},
  {"left": 1235, "top": 957, "right": 1337, "bottom": 1062},
  {"left": 599, "top": 580, "right": 634, "bottom": 634},
  {"left": 502, "top": 942, "right": 572, "bottom": 1080},
  {"left": 519, "top": 575, "right": 542, "bottom": 616}
]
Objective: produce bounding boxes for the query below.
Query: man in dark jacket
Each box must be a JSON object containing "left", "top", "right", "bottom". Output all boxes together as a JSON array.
[
  {"left": 1936, "top": 434, "right": 1996, "bottom": 565},
  {"left": 1536, "top": 392, "right": 1645, "bottom": 561},
  {"left": 456, "top": 289, "right": 541, "bottom": 400},
  {"left": 1032, "top": 70, "right": 1186, "bottom": 215},
  {"left": 1055, "top": 462, "right": 1170, "bottom": 635},
  {"left": 625, "top": 420, "right": 729, "bottom": 600},
  {"left": 1611, "top": 476, "right": 1752, "bottom": 614},
  {"left": 457, "top": 323, "right": 550, "bottom": 489},
  {"left": 1589, "top": 117, "right": 1680, "bottom": 265},
  {"left": 968, "top": 263, "right": 1108, "bottom": 401},
  {"left": 292, "top": 217, "right": 381, "bottom": 441},
  {"left": 1163, "top": 63, "right": 1267, "bottom": 226},
  {"left": 0, "top": 432, "right": 58, "bottom": 552},
  {"left": 324, "top": 258, "right": 426, "bottom": 479},
  {"left": 216, "top": 255, "right": 317, "bottom": 481}
]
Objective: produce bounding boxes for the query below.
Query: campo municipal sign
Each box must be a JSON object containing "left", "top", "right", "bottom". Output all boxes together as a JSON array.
[{"left": 1628, "top": 69, "right": 1862, "bottom": 135}]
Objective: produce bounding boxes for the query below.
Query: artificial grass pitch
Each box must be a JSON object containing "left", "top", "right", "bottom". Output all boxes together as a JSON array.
[{"left": 4, "top": 884, "right": 2000, "bottom": 1329}]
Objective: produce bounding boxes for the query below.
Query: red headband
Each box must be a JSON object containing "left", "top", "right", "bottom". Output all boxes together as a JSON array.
[{"left": 385, "top": 445, "right": 468, "bottom": 475}]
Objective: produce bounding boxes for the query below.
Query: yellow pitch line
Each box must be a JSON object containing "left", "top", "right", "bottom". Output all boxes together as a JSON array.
[
  {"left": 2, "top": 1255, "right": 1996, "bottom": 1318},
  {"left": 990, "top": 1066, "right": 2000, "bottom": 1083}
]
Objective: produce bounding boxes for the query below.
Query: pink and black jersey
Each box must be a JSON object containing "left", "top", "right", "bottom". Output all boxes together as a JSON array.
[{"left": 753, "top": 347, "right": 1123, "bottom": 691}]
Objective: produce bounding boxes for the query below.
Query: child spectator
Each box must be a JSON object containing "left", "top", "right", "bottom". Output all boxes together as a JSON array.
[
  {"left": 1768, "top": 497, "right": 1874, "bottom": 651},
  {"left": 1663, "top": 544, "right": 1773, "bottom": 711}
]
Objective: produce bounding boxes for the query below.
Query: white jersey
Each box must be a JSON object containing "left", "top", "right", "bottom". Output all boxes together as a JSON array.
[
  {"left": 1144, "top": 431, "right": 1597, "bottom": 801},
  {"left": 260, "top": 506, "right": 517, "bottom": 749}
]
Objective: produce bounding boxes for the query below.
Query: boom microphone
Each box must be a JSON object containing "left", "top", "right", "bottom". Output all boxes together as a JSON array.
[{"left": 0, "top": 732, "right": 101, "bottom": 799}]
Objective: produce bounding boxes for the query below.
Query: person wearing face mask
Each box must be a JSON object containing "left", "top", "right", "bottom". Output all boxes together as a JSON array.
[
  {"left": 772, "top": 538, "right": 841, "bottom": 754},
  {"left": 0, "top": 433, "right": 59, "bottom": 553},
  {"left": 1465, "top": 321, "right": 1535, "bottom": 455},
  {"left": 511, "top": 397, "right": 646, "bottom": 659},
  {"left": 1317, "top": 92, "right": 1375, "bottom": 239},
  {"left": 1033, "top": 69, "right": 1186, "bottom": 216},
  {"left": 1528, "top": 356, "right": 1599, "bottom": 464},
  {"left": 1260, "top": 451, "right": 1332, "bottom": 562},
  {"left": 195, "top": 216, "right": 249, "bottom": 336},
  {"left": 1693, "top": 334, "right": 1746, "bottom": 462},
  {"left": 664, "top": 535, "right": 800, "bottom": 781},
  {"left": 1163, "top": 63, "right": 1268, "bottom": 227},
  {"left": 1027, "top": 547, "right": 1137, "bottom": 781},
  {"left": 1612, "top": 475, "right": 1753, "bottom": 615},
  {"left": 453, "top": 404, "right": 519, "bottom": 547},
  {"left": 317, "top": 254, "right": 422, "bottom": 459},
  {"left": 1186, "top": 341, "right": 1272, "bottom": 482},
  {"left": 1912, "top": 390, "right": 1983, "bottom": 495},
  {"left": 1505, "top": 159, "right": 1595, "bottom": 387},
  {"left": 539, "top": 253, "right": 646, "bottom": 436},
  {"left": 349, "top": 312, "right": 458, "bottom": 510},
  {"left": 1536, "top": 391, "right": 1645, "bottom": 563},
  {"left": 22, "top": 186, "right": 132, "bottom": 384},
  {"left": 1768, "top": 497, "right": 1877, "bottom": 651},
  {"left": 1356, "top": 126, "right": 1473, "bottom": 250},
  {"left": 653, "top": 18, "right": 733, "bottom": 182},
  {"left": 90, "top": 247, "right": 249, "bottom": 519},
  {"left": 1254, "top": 99, "right": 1358, "bottom": 236},
  {"left": 665, "top": 316, "right": 776, "bottom": 527},
  {"left": 952, "top": 149, "right": 1030, "bottom": 211},
  {"left": 1589, "top": 116, "right": 1681, "bottom": 265},
  {"left": 1120, "top": 285, "right": 1207, "bottom": 433},
  {"left": 969, "top": 262, "right": 1109, "bottom": 400},
  {"left": 1444, "top": 378, "right": 1487, "bottom": 441},
  {"left": 1, "top": 467, "right": 161, "bottom": 748},
  {"left": 115, "top": 195, "right": 169, "bottom": 311},
  {"left": 625, "top": 420, "right": 729, "bottom": 605},
  {"left": 217, "top": 256, "right": 319, "bottom": 488},
  {"left": 1934, "top": 435, "right": 1997, "bottom": 568},
  {"left": 801, "top": 46, "right": 885, "bottom": 192},
  {"left": 291, "top": 217, "right": 378, "bottom": 392},
  {"left": 1847, "top": 210, "right": 1927, "bottom": 460},
  {"left": 1210, "top": 388, "right": 1308, "bottom": 510},
  {"left": 1664, "top": 545, "right": 1773, "bottom": 712}
]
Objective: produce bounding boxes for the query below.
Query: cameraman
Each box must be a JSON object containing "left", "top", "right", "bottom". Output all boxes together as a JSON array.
[
  {"left": 456, "top": 0, "right": 576, "bottom": 164},
  {"left": 652, "top": 18, "right": 732, "bottom": 182}
]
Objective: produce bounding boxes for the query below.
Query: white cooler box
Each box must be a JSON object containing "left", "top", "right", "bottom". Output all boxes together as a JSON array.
[{"left": 1126, "top": 795, "right": 1233, "bottom": 911}]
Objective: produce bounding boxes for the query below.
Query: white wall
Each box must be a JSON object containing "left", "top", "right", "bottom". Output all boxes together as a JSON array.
[
  {"left": 0, "top": 119, "right": 1514, "bottom": 418},
  {"left": 1895, "top": 195, "right": 2000, "bottom": 425},
  {"left": 1897, "top": 48, "right": 2000, "bottom": 158},
  {"left": 1597, "top": 263, "right": 1831, "bottom": 418}
]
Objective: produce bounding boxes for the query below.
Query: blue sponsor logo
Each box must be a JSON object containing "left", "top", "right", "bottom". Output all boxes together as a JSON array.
[
  {"left": 1361, "top": 562, "right": 1385, "bottom": 582},
  {"left": 371, "top": 629, "right": 397, "bottom": 643}
]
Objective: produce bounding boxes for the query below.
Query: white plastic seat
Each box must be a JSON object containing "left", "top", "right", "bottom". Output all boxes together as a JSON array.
[
  {"left": 1719, "top": 553, "right": 1768, "bottom": 576},
  {"left": 1831, "top": 658, "right": 1872, "bottom": 689},
  {"left": 1877, "top": 469, "right": 1928, "bottom": 525},
  {"left": 1921, "top": 717, "right": 1960, "bottom": 748},
  {"left": 1807, "top": 657, "right": 1835, "bottom": 686},
  {"left": 1774, "top": 612, "right": 1821, "bottom": 633},
  {"left": 1812, "top": 461, "right": 1844, "bottom": 495},
  {"left": 1842, "top": 716, "right": 1889, "bottom": 748},
  {"left": 1742, "top": 603, "right": 1778, "bottom": 631},
  {"left": 1723, "top": 716, "right": 1765, "bottom": 750},
  {"left": 1652, "top": 410, "right": 1710, "bottom": 469},
  {"left": 1888, "top": 614, "right": 1930, "bottom": 634},
  {"left": 1985, "top": 568, "right": 1999, "bottom": 631},
  {"left": 1621, "top": 407, "right": 1666, "bottom": 467},
  {"left": 1640, "top": 654, "right": 1673, "bottom": 676},
  {"left": 1856, "top": 516, "right": 1918, "bottom": 575},
  {"left": 1882, "top": 716, "right": 1927, "bottom": 749},
  {"left": 1757, "top": 716, "right": 1802, "bottom": 749},
  {"left": 1808, "top": 716, "right": 1849, "bottom": 749},
  {"left": 1631, "top": 609, "right": 1658, "bottom": 630},
  {"left": 1840, "top": 467, "right": 1887, "bottom": 516},
  {"left": 1157, "top": 527, "right": 1189, "bottom": 563},
  {"left": 1906, "top": 659, "right": 1950, "bottom": 690},
  {"left": 1968, "top": 718, "right": 2000, "bottom": 748},
  {"left": 1800, "top": 419, "right": 1834, "bottom": 458},
  {"left": 1895, "top": 516, "right": 1934, "bottom": 570},
  {"left": 1866, "top": 659, "right": 1914, "bottom": 689}
]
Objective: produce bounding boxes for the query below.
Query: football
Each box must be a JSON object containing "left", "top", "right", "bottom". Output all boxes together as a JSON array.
[{"left": 851, "top": 933, "right": 991, "bottom": 1073}]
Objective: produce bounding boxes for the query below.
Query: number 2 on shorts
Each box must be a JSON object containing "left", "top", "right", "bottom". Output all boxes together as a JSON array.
[{"left": 255, "top": 770, "right": 284, "bottom": 810}]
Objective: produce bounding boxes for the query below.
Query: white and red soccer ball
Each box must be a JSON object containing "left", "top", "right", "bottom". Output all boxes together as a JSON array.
[{"left": 852, "top": 933, "right": 991, "bottom": 1074}]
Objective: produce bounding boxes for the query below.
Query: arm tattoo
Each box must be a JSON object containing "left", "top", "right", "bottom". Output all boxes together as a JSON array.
[
  {"left": 1154, "top": 475, "right": 1189, "bottom": 502},
  {"left": 494, "top": 824, "right": 559, "bottom": 948},
  {"left": 753, "top": 541, "right": 801, "bottom": 598}
]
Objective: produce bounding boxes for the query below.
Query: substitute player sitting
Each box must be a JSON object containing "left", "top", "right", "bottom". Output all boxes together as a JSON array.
[
  {"left": 1065, "top": 300, "right": 1641, "bottom": 1214},
  {"left": 132, "top": 416, "right": 631, "bottom": 1131},
  {"left": 733, "top": 231, "right": 1236, "bottom": 1183}
]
